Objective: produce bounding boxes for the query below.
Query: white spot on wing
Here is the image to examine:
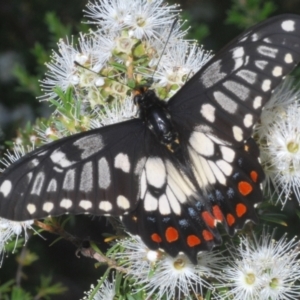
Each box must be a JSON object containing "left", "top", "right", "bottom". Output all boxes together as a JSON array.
[
  {"left": 167, "top": 176, "right": 187, "bottom": 204},
  {"left": 284, "top": 53, "right": 293, "bottom": 64},
  {"left": 189, "top": 131, "right": 214, "bottom": 157},
  {"left": 232, "top": 47, "right": 244, "bottom": 71},
  {"left": 114, "top": 153, "right": 131, "bottom": 173},
  {"left": 272, "top": 66, "right": 282, "bottom": 77},
  {"left": 262, "top": 79, "right": 271, "bottom": 92},
  {"left": 255, "top": 60, "right": 268, "bottom": 70},
  {"left": 216, "top": 160, "right": 233, "bottom": 176},
  {"left": 223, "top": 81, "right": 249, "bottom": 101},
  {"left": 27, "top": 204, "right": 36, "bottom": 214},
  {"left": 213, "top": 91, "right": 238, "bottom": 114},
  {"left": 0, "top": 180, "right": 12, "bottom": 197},
  {"left": 134, "top": 157, "right": 146, "bottom": 175},
  {"left": 165, "top": 160, "right": 196, "bottom": 197},
  {"left": 43, "top": 202, "right": 54, "bottom": 213},
  {"left": 47, "top": 179, "right": 57, "bottom": 192},
  {"left": 257, "top": 45, "right": 278, "bottom": 58},
  {"left": 80, "top": 161, "right": 93, "bottom": 192},
  {"left": 253, "top": 96, "right": 262, "bottom": 109},
  {"left": 158, "top": 194, "right": 171, "bottom": 215},
  {"left": 31, "top": 159, "right": 39, "bottom": 167},
  {"left": 60, "top": 198, "right": 73, "bottom": 209},
  {"left": 166, "top": 186, "right": 181, "bottom": 215},
  {"left": 79, "top": 200, "right": 92, "bottom": 210},
  {"left": 140, "top": 170, "right": 147, "bottom": 199},
  {"left": 188, "top": 147, "right": 215, "bottom": 188},
  {"left": 145, "top": 157, "right": 166, "bottom": 188},
  {"left": 63, "top": 169, "right": 75, "bottom": 191},
  {"left": 232, "top": 126, "right": 243, "bottom": 142},
  {"left": 144, "top": 192, "right": 158, "bottom": 211},
  {"left": 200, "top": 60, "right": 226, "bottom": 88},
  {"left": 208, "top": 161, "right": 226, "bottom": 185},
  {"left": 201, "top": 103, "right": 215, "bottom": 122},
  {"left": 98, "top": 157, "right": 111, "bottom": 189},
  {"left": 117, "top": 195, "right": 130, "bottom": 210},
  {"left": 50, "top": 150, "right": 75, "bottom": 168},
  {"left": 281, "top": 20, "right": 295, "bottom": 32},
  {"left": 220, "top": 146, "right": 235, "bottom": 163},
  {"left": 236, "top": 69, "right": 257, "bottom": 84},
  {"left": 31, "top": 172, "right": 45, "bottom": 195},
  {"left": 243, "top": 114, "right": 253, "bottom": 128},
  {"left": 73, "top": 134, "right": 104, "bottom": 159},
  {"left": 99, "top": 200, "right": 112, "bottom": 212}
]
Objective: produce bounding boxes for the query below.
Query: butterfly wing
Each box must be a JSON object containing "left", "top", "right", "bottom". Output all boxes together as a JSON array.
[
  {"left": 0, "top": 119, "right": 148, "bottom": 221},
  {"left": 123, "top": 15, "right": 300, "bottom": 262}
]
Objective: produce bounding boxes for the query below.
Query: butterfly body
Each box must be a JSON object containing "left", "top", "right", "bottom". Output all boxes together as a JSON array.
[
  {"left": 1, "top": 15, "right": 300, "bottom": 263},
  {"left": 134, "top": 88, "right": 180, "bottom": 152}
]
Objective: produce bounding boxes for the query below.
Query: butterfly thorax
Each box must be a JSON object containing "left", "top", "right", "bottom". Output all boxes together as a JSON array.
[{"left": 134, "top": 88, "right": 180, "bottom": 152}]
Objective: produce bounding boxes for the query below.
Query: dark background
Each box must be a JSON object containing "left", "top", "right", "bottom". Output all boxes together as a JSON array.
[{"left": 1, "top": 0, "right": 300, "bottom": 299}]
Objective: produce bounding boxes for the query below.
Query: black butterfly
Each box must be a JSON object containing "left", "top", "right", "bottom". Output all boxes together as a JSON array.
[{"left": 1, "top": 15, "right": 300, "bottom": 264}]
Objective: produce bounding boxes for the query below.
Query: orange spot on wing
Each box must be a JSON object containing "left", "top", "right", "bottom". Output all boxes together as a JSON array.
[
  {"left": 238, "top": 181, "right": 253, "bottom": 196},
  {"left": 250, "top": 171, "right": 258, "bottom": 182},
  {"left": 165, "top": 227, "right": 179, "bottom": 243},
  {"left": 212, "top": 205, "right": 223, "bottom": 221},
  {"left": 151, "top": 233, "right": 162, "bottom": 243},
  {"left": 187, "top": 235, "right": 201, "bottom": 247},
  {"left": 202, "top": 230, "right": 214, "bottom": 241},
  {"left": 202, "top": 211, "right": 216, "bottom": 228},
  {"left": 236, "top": 203, "right": 247, "bottom": 217},
  {"left": 226, "top": 214, "right": 235, "bottom": 226}
]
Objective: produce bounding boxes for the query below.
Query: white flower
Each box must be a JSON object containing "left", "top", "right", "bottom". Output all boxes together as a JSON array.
[
  {"left": 124, "top": 0, "right": 179, "bottom": 40},
  {"left": 218, "top": 229, "right": 300, "bottom": 300},
  {"left": 82, "top": 276, "right": 116, "bottom": 300},
  {"left": 0, "top": 218, "right": 34, "bottom": 265},
  {"left": 260, "top": 103, "right": 300, "bottom": 205},
  {"left": 113, "top": 234, "right": 161, "bottom": 279},
  {"left": 143, "top": 251, "right": 223, "bottom": 299},
  {"left": 152, "top": 41, "right": 211, "bottom": 88},
  {"left": 85, "top": 0, "right": 132, "bottom": 31},
  {"left": 113, "top": 234, "right": 223, "bottom": 298},
  {"left": 85, "top": 0, "right": 179, "bottom": 40},
  {"left": 0, "top": 143, "right": 34, "bottom": 172},
  {"left": 40, "top": 35, "right": 110, "bottom": 103},
  {"left": 254, "top": 78, "right": 300, "bottom": 205}
]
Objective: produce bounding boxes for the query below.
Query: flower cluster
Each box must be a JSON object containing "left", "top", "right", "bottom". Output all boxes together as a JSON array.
[
  {"left": 255, "top": 78, "right": 300, "bottom": 206},
  {"left": 218, "top": 229, "right": 300, "bottom": 300}
]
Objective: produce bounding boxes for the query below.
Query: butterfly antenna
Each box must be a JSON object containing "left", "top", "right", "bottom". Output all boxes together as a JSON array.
[{"left": 148, "top": 18, "right": 178, "bottom": 86}]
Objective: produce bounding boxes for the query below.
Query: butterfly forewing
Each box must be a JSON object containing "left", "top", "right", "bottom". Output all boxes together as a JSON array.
[
  {"left": 0, "top": 14, "right": 300, "bottom": 263},
  {"left": 169, "top": 14, "right": 300, "bottom": 144},
  {"left": 0, "top": 119, "right": 147, "bottom": 220}
]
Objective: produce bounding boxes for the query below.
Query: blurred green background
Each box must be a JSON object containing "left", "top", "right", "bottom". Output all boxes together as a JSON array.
[{"left": 1, "top": 0, "right": 300, "bottom": 299}]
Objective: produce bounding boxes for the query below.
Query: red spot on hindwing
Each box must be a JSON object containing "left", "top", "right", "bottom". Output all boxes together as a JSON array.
[
  {"left": 165, "top": 227, "right": 179, "bottom": 243},
  {"left": 227, "top": 213, "right": 235, "bottom": 226},
  {"left": 238, "top": 181, "right": 253, "bottom": 196},
  {"left": 187, "top": 235, "right": 201, "bottom": 247},
  {"left": 202, "top": 230, "right": 214, "bottom": 241},
  {"left": 151, "top": 233, "right": 162, "bottom": 243},
  {"left": 250, "top": 171, "right": 258, "bottom": 182},
  {"left": 236, "top": 203, "right": 247, "bottom": 217},
  {"left": 212, "top": 205, "right": 224, "bottom": 221},
  {"left": 202, "top": 211, "right": 216, "bottom": 228}
]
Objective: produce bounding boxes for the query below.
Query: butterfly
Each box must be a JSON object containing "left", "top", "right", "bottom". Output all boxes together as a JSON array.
[{"left": 0, "top": 15, "right": 300, "bottom": 264}]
